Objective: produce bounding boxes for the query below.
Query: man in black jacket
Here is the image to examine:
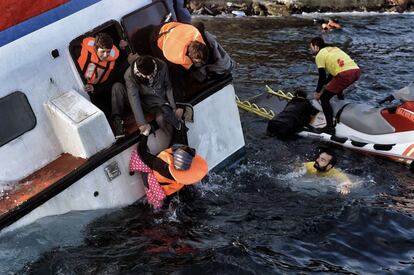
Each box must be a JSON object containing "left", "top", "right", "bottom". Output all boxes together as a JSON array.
[{"left": 267, "top": 90, "right": 319, "bottom": 139}]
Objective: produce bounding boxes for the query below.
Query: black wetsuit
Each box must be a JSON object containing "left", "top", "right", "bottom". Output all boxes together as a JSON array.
[{"left": 267, "top": 97, "right": 319, "bottom": 139}]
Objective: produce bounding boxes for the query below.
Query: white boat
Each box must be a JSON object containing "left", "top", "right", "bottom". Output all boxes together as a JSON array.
[{"left": 0, "top": 0, "right": 245, "bottom": 233}]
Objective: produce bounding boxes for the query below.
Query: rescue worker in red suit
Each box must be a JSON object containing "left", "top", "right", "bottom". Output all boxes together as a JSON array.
[{"left": 77, "top": 32, "right": 129, "bottom": 138}]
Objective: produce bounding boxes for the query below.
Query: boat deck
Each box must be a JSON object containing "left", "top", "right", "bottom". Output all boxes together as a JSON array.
[
  {"left": 0, "top": 114, "right": 140, "bottom": 218},
  {"left": 0, "top": 153, "right": 86, "bottom": 216}
]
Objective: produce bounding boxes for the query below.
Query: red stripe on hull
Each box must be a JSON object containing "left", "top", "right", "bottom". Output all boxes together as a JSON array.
[{"left": 1, "top": 0, "right": 69, "bottom": 31}]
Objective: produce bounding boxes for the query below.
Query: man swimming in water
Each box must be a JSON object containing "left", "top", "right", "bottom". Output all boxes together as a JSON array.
[{"left": 304, "top": 149, "right": 352, "bottom": 195}]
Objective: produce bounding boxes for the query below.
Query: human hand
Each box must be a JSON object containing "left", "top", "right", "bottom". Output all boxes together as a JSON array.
[
  {"left": 128, "top": 53, "right": 139, "bottom": 65},
  {"left": 119, "top": 39, "right": 128, "bottom": 50},
  {"left": 339, "top": 183, "right": 351, "bottom": 195},
  {"left": 85, "top": 84, "right": 94, "bottom": 93},
  {"left": 139, "top": 124, "right": 151, "bottom": 136},
  {"left": 314, "top": 92, "right": 321, "bottom": 100},
  {"left": 175, "top": 108, "right": 184, "bottom": 119}
]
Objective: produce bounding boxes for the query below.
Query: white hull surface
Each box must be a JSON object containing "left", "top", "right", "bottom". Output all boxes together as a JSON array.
[{"left": 0, "top": 0, "right": 245, "bottom": 233}]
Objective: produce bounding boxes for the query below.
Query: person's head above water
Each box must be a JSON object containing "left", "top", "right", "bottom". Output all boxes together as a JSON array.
[
  {"left": 314, "top": 149, "right": 337, "bottom": 172},
  {"left": 169, "top": 144, "right": 208, "bottom": 184},
  {"left": 172, "top": 144, "right": 196, "bottom": 171}
]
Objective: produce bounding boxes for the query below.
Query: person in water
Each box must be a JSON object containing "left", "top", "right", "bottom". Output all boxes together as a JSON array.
[
  {"left": 77, "top": 32, "right": 130, "bottom": 138},
  {"left": 321, "top": 18, "right": 342, "bottom": 31},
  {"left": 310, "top": 37, "right": 360, "bottom": 135},
  {"left": 135, "top": 128, "right": 208, "bottom": 206},
  {"left": 267, "top": 89, "right": 319, "bottom": 139},
  {"left": 124, "top": 55, "right": 184, "bottom": 136},
  {"left": 304, "top": 149, "right": 352, "bottom": 195}
]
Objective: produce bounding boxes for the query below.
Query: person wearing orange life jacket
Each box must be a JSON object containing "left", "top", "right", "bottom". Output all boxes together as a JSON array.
[
  {"left": 149, "top": 22, "right": 235, "bottom": 101},
  {"left": 137, "top": 129, "right": 208, "bottom": 197},
  {"left": 156, "top": 21, "right": 209, "bottom": 70},
  {"left": 77, "top": 32, "right": 130, "bottom": 138}
]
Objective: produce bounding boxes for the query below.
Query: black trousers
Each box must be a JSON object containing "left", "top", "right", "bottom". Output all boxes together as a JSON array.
[{"left": 320, "top": 90, "right": 336, "bottom": 127}]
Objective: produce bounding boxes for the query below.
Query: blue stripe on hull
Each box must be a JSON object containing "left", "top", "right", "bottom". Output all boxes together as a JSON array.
[{"left": 0, "top": 0, "right": 102, "bottom": 47}]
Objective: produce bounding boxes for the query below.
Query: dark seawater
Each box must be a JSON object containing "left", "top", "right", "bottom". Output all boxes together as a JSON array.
[{"left": 2, "top": 13, "right": 414, "bottom": 275}]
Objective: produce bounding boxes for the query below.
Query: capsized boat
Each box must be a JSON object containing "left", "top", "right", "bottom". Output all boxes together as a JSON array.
[
  {"left": 0, "top": 0, "right": 245, "bottom": 233},
  {"left": 236, "top": 84, "right": 414, "bottom": 170}
]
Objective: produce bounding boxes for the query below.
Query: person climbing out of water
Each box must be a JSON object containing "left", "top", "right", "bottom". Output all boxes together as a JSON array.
[
  {"left": 77, "top": 32, "right": 130, "bottom": 138},
  {"left": 321, "top": 18, "right": 342, "bottom": 31},
  {"left": 304, "top": 148, "right": 352, "bottom": 195},
  {"left": 124, "top": 55, "right": 184, "bottom": 136},
  {"left": 129, "top": 126, "right": 208, "bottom": 208},
  {"left": 310, "top": 37, "right": 361, "bottom": 135},
  {"left": 267, "top": 89, "right": 319, "bottom": 139}
]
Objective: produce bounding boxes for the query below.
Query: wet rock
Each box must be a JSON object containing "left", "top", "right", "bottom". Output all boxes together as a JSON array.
[
  {"left": 264, "top": 2, "right": 290, "bottom": 16},
  {"left": 187, "top": 0, "right": 413, "bottom": 16},
  {"left": 386, "top": 0, "right": 410, "bottom": 12},
  {"left": 252, "top": 1, "right": 267, "bottom": 16}
]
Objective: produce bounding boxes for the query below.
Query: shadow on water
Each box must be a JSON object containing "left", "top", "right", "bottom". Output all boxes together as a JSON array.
[{"left": 5, "top": 13, "right": 414, "bottom": 274}]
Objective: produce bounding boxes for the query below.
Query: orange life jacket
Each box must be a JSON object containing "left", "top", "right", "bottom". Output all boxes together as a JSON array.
[
  {"left": 157, "top": 22, "right": 205, "bottom": 70},
  {"left": 153, "top": 149, "right": 185, "bottom": 196},
  {"left": 77, "top": 37, "right": 119, "bottom": 85}
]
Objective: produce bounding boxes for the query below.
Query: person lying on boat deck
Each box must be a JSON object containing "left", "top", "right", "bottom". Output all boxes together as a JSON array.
[
  {"left": 304, "top": 149, "right": 352, "bottom": 195},
  {"left": 321, "top": 19, "right": 342, "bottom": 31},
  {"left": 152, "top": 21, "right": 235, "bottom": 82},
  {"left": 267, "top": 90, "right": 319, "bottom": 139},
  {"left": 310, "top": 37, "right": 360, "bottom": 136},
  {"left": 124, "top": 55, "right": 184, "bottom": 135},
  {"left": 77, "top": 32, "right": 129, "bottom": 138},
  {"left": 137, "top": 130, "right": 208, "bottom": 197}
]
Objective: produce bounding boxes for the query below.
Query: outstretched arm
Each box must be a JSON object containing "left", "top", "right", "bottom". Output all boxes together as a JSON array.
[{"left": 137, "top": 135, "right": 173, "bottom": 179}]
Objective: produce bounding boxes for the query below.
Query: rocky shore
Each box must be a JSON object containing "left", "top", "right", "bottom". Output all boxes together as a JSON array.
[{"left": 188, "top": 0, "right": 414, "bottom": 16}]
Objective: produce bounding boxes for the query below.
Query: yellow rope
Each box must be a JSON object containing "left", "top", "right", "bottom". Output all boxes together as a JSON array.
[
  {"left": 235, "top": 85, "right": 295, "bottom": 120},
  {"left": 265, "top": 85, "right": 294, "bottom": 100},
  {"left": 235, "top": 95, "right": 275, "bottom": 120}
]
